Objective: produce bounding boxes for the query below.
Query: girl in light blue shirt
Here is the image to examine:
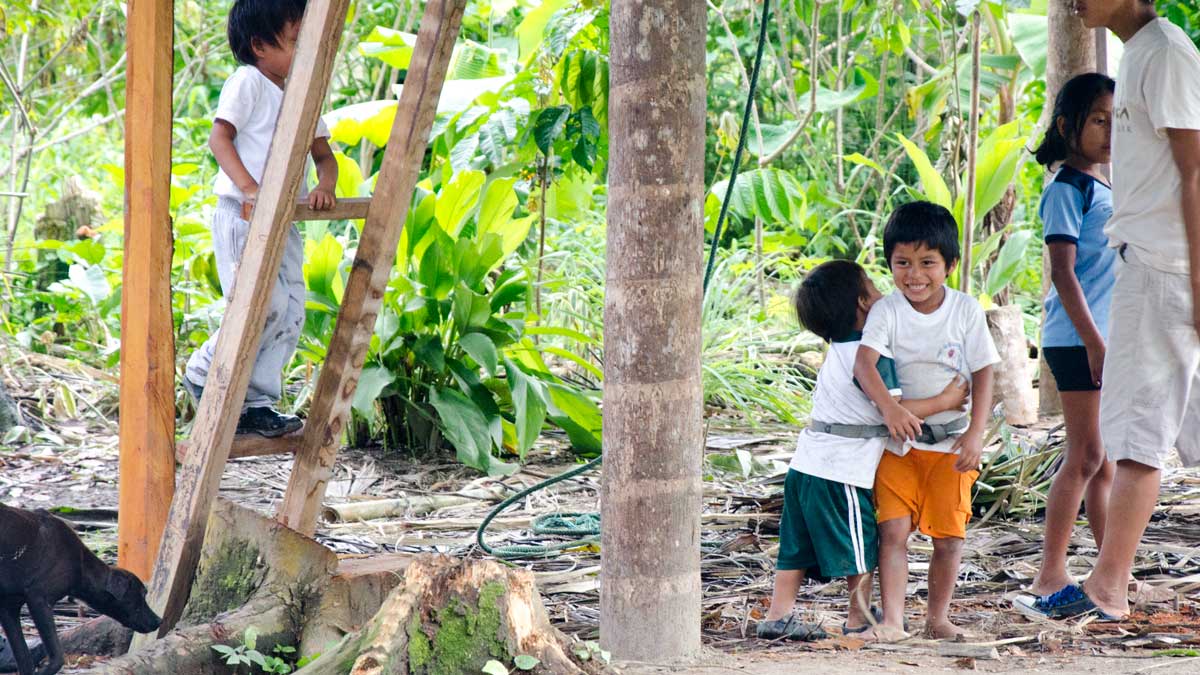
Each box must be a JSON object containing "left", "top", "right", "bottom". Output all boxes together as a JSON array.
[{"left": 1022, "top": 72, "right": 1117, "bottom": 604}]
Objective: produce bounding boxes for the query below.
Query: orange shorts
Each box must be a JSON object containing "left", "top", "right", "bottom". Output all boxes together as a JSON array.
[{"left": 874, "top": 449, "right": 978, "bottom": 539}]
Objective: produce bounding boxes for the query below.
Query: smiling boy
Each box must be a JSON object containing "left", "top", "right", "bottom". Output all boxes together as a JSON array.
[{"left": 853, "top": 201, "right": 1000, "bottom": 640}]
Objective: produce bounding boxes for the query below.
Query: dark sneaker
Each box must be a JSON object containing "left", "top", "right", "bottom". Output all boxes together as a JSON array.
[
  {"left": 1012, "top": 584, "right": 1122, "bottom": 621},
  {"left": 756, "top": 614, "right": 828, "bottom": 641},
  {"left": 236, "top": 407, "right": 303, "bottom": 438},
  {"left": 183, "top": 377, "right": 204, "bottom": 405}
]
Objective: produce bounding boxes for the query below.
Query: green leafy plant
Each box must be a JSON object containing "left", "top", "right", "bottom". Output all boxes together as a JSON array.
[{"left": 211, "top": 627, "right": 298, "bottom": 674}]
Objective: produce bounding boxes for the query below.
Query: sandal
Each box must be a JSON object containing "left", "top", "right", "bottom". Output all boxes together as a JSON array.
[
  {"left": 842, "top": 606, "right": 884, "bottom": 634},
  {"left": 1012, "top": 584, "right": 1124, "bottom": 621},
  {"left": 756, "top": 614, "right": 829, "bottom": 641}
]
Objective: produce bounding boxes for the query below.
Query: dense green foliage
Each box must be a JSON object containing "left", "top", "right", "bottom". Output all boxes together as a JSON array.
[{"left": 2, "top": 0, "right": 1198, "bottom": 470}]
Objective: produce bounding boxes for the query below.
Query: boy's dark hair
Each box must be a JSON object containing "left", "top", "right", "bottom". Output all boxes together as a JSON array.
[
  {"left": 794, "top": 260, "right": 871, "bottom": 343},
  {"left": 227, "top": 0, "right": 307, "bottom": 66},
  {"left": 882, "top": 201, "right": 960, "bottom": 267},
  {"left": 1033, "top": 72, "right": 1115, "bottom": 166}
]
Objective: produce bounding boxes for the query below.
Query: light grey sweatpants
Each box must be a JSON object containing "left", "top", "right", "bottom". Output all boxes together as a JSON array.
[{"left": 185, "top": 197, "right": 306, "bottom": 411}]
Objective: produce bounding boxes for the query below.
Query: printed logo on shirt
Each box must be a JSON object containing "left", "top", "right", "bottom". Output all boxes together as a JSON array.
[
  {"left": 936, "top": 342, "right": 965, "bottom": 375},
  {"left": 1114, "top": 106, "right": 1133, "bottom": 135}
]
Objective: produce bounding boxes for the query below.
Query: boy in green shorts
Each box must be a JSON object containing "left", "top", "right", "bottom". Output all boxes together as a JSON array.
[{"left": 758, "top": 260, "right": 967, "bottom": 639}]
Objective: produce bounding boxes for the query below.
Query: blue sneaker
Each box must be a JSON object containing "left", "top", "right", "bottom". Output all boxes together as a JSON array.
[{"left": 1012, "top": 584, "right": 1121, "bottom": 621}]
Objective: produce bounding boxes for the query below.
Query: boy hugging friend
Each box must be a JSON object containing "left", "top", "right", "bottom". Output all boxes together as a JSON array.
[{"left": 758, "top": 202, "right": 999, "bottom": 642}]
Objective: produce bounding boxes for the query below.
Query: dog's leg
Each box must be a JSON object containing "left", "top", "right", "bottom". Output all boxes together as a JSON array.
[
  {"left": 22, "top": 599, "right": 61, "bottom": 675},
  {"left": 0, "top": 605, "right": 34, "bottom": 675}
]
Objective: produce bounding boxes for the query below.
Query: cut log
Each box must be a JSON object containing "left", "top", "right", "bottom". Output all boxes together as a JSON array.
[
  {"left": 320, "top": 494, "right": 477, "bottom": 523},
  {"left": 985, "top": 305, "right": 1037, "bottom": 426},
  {"left": 297, "top": 556, "right": 605, "bottom": 675}
]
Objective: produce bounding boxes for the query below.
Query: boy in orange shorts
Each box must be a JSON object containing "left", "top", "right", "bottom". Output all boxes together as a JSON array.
[{"left": 853, "top": 201, "right": 1000, "bottom": 640}]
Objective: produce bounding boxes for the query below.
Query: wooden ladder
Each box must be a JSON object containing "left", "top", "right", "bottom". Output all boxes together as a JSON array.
[{"left": 134, "top": 0, "right": 467, "bottom": 645}]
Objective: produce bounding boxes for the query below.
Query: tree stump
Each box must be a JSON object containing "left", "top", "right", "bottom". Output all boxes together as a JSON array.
[
  {"left": 0, "top": 379, "right": 21, "bottom": 437},
  {"left": 70, "top": 502, "right": 592, "bottom": 675},
  {"left": 298, "top": 556, "right": 603, "bottom": 675}
]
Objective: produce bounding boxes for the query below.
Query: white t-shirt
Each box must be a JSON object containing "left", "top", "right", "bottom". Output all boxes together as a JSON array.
[
  {"left": 1106, "top": 18, "right": 1200, "bottom": 275},
  {"left": 789, "top": 337, "right": 900, "bottom": 489},
  {"left": 213, "top": 65, "right": 331, "bottom": 202},
  {"left": 860, "top": 288, "right": 1000, "bottom": 455}
]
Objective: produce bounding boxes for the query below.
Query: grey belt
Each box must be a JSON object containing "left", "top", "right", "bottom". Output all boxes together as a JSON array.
[{"left": 809, "top": 416, "right": 968, "bottom": 444}]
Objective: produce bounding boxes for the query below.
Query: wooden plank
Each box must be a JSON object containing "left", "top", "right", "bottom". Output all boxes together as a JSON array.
[
  {"left": 292, "top": 197, "right": 371, "bottom": 221},
  {"left": 174, "top": 428, "right": 302, "bottom": 463},
  {"left": 134, "top": 0, "right": 352, "bottom": 646},
  {"left": 118, "top": 0, "right": 175, "bottom": 583},
  {"left": 277, "top": 0, "right": 467, "bottom": 536}
]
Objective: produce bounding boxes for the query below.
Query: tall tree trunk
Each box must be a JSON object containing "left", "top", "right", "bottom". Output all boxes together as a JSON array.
[
  {"left": 601, "top": 0, "right": 705, "bottom": 663},
  {"left": 1038, "top": 6, "right": 1096, "bottom": 416}
]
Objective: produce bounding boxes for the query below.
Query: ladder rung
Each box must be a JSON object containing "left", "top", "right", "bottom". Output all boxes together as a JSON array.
[
  {"left": 175, "top": 426, "right": 303, "bottom": 464},
  {"left": 292, "top": 197, "right": 371, "bottom": 221}
]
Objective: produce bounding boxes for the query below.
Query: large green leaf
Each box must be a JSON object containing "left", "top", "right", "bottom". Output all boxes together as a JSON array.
[
  {"left": 460, "top": 332, "right": 499, "bottom": 376},
  {"left": 477, "top": 177, "right": 519, "bottom": 237},
  {"left": 67, "top": 265, "right": 110, "bottom": 304},
  {"left": 325, "top": 101, "right": 397, "bottom": 147},
  {"left": 895, "top": 133, "right": 953, "bottom": 210},
  {"left": 532, "top": 105, "right": 571, "bottom": 156},
  {"left": 711, "top": 169, "right": 806, "bottom": 225},
  {"left": 516, "top": 0, "right": 572, "bottom": 64},
  {"left": 1008, "top": 14, "right": 1048, "bottom": 78},
  {"left": 429, "top": 386, "right": 494, "bottom": 474},
  {"left": 304, "top": 233, "right": 345, "bottom": 306},
  {"left": 448, "top": 40, "right": 507, "bottom": 79},
  {"left": 953, "top": 121, "right": 1028, "bottom": 226},
  {"left": 546, "top": 384, "right": 601, "bottom": 455},
  {"left": 357, "top": 27, "right": 417, "bottom": 69},
  {"left": 332, "top": 151, "right": 366, "bottom": 199},
  {"left": 452, "top": 284, "right": 493, "bottom": 331},
  {"left": 352, "top": 366, "right": 395, "bottom": 417},
  {"left": 505, "top": 359, "right": 547, "bottom": 459},
  {"left": 543, "top": 7, "right": 599, "bottom": 62},
  {"left": 435, "top": 170, "right": 486, "bottom": 237},
  {"left": 985, "top": 229, "right": 1034, "bottom": 296},
  {"left": 810, "top": 67, "right": 879, "bottom": 113}
]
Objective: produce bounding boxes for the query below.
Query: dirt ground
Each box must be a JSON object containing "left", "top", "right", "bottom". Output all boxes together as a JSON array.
[
  {"left": 5, "top": 348, "right": 1200, "bottom": 673},
  {"left": 621, "top": 650, "right": 1200, "bottom": 674}
]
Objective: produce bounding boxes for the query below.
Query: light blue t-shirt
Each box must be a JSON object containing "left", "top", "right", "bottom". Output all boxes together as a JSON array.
[{"left": 1041, "top": 166, "right": 1116, "bottom": 348}]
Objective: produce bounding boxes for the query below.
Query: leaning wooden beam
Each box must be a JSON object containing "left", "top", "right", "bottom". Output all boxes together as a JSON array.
[
  {"left": 292, "top": 197, "right": 371, "bottom": 221},
  {"left": 174, "top": 429, "right": 302, "bottom": 464},
  {"left": 134, "top": 0, "right": 352, "bottom": 645},
  {"left": 277, "top": 0, "right": 466, "bottom": 536},
  {"left": 118, "top": 0, "right": 175, "bottom": 583}
]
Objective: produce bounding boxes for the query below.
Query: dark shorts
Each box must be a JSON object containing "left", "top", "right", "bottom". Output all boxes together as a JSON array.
[
  {"left": 778, "top": 470, "right": 877, "bottom": 578},
  {"left": 1043, "top": 346, "right": 1099, "bottom": 392}
]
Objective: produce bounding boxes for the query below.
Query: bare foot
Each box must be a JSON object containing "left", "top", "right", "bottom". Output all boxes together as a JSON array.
[
  {"left": 1028, "top": 574, "right": 1075, "bottom": 597},
  {"left": 923, "top": 619, "right": 970, "bottom": 640},
  {"left": 1081, "top": 581, "right": 1130, "bottom": 619},
  {"left": 861, "top": 623, "right": 909, "bottom": 643}
]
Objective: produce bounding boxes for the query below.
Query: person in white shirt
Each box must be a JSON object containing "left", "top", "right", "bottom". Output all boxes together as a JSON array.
[
  {"left": 854, "top": 201, "right": 1000, "bottom": 641},
  {"left": 1020, "top": 0, "right": 1200, "bottom": 622},
  {"left": 183, "top": 0, "right": 339, "bottom": 437},
  {"left": 757, "top": 260, "right": 968, "bottom": 640}
]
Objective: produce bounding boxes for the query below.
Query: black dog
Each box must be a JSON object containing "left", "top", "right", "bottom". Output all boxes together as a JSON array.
[{"left": 0, "top": 504, "right": 161, "bottom": 675}]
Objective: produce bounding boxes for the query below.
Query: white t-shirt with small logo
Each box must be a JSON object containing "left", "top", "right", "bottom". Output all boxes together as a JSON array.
[
  {"left": 213, "top": 65, "right": 331, "bottom": 203},
  {"left": 860, "top": 288, "right": 1000, "bottom": 455},
  {"left": 1106, "top": 18, "right": 1200, "bottom": 275}
]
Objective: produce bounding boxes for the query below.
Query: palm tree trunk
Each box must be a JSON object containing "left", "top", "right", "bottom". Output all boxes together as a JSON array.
[{"left": 600, "top": 0, "right": 705, "bottom": 662}]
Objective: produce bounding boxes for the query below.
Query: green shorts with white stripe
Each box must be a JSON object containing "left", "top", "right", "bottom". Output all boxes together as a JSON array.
[{"left": 777, "top": 469, "right": 878, "bottom": 578}]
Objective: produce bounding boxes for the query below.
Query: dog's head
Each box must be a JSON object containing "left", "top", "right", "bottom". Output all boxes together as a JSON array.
[{"left": 87, "top": 567, "right": 162, "bottom": 634}]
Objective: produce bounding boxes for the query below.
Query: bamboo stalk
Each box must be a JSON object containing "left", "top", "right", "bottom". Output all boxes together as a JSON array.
[{"left": 961, "top": 11, "right": 982, "bottom": 295}]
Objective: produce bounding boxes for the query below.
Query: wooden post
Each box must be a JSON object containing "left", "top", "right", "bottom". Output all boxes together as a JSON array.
[
  {"left": 1039, "top": 6, "right": 1096, "bottom": 416},
  {"left": 277, "top": 0, "right": 466, "bottom": 536},
  {"left": 119, "top": 0, "right": 175, "bottom": 583},
  {"left": 601, "top": 0, "right": 706, "bottom": 662},
  {"left": 134, "top": 0, "right": 351, "bottom": 645}
]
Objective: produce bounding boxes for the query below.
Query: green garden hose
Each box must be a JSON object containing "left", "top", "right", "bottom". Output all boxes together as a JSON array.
[{"left": 476, "top": 0, "right": 772, "bottom": 560}]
